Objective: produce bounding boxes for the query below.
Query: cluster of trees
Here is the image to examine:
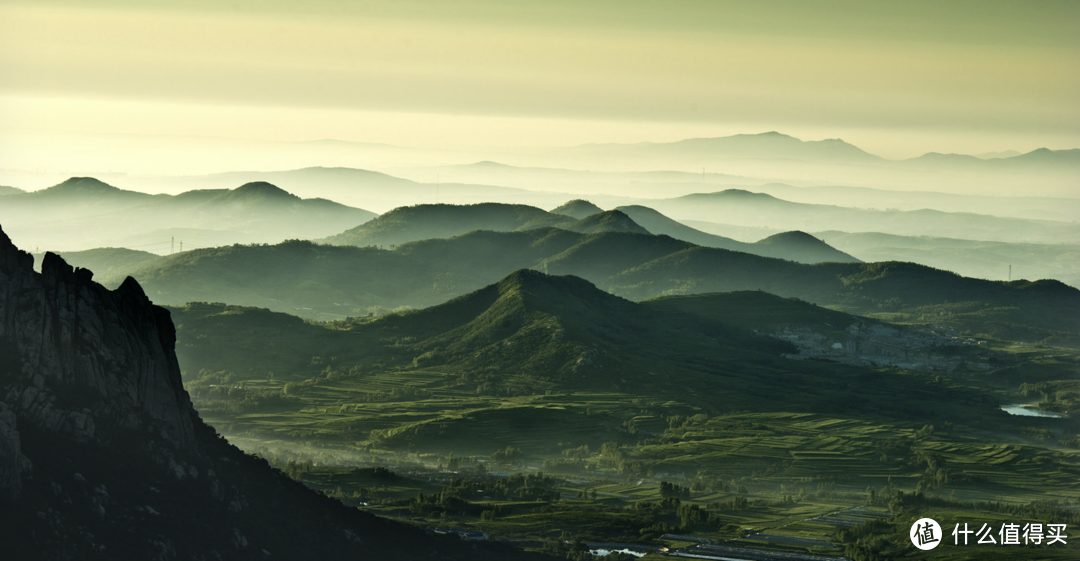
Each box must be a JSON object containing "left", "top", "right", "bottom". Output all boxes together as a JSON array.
[
  {"left": 491, "top": 446, "right": 524, "bottom": 465},
  {"left": 689, "top": 474, "right": 738, "bottom": 494},
  {"left": 561, "top": 444, "right": 590, "bottom": 460},
  {"left": 659, "top": 481, "right": 692, "bottom": 499},
  {"left": 1058, "top": 434, "right": 1080, "bottom": 449},
  {"left": 837, "top": 518, "right": 893, "bottom": 561},
  {"left": 1019, "top": 380, "right": 1080, "bottom": 415},
  {"left": 485, "top": 473, "right": 561, "bottom": 501},
  {"left": 542, "top": 458, "right": 588, "bottom": 475},
  {"left": 629, "top": 493, "right": 784, "bottom": 536},
  {"left": 405, "top": 473, "right": 562, "bottom": 517},
  {"left": 185, "top": 370, "right": 298, "bottom": 412},
  {"left": 280, "top": 364, "right": 368, "bottom": 397},
  {"left": 535, "top": 442, "right": 648, "bottom": 475}
]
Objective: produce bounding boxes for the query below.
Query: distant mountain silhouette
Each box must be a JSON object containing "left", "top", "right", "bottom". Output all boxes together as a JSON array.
[
  {"left": 642, "top": 131, "right": 883, "bottom": 163},
  {"left": 645, "top": 189, "right": 1080, "bottom": 245},
  {"left": 897, "top": 148, "right": 1079, "bottom": 171},
  {"left": 0, "top": 185, "right": 25, "bottom": 196},
  {"left": 566, "top": 132, "right": 884, "bottom": 167},
  {"left": 570, "top": 132, "right": 1079, "bottom": 170},
  {"left": 976, "top": 150, "right": 1022, "bottom": 159},
  {"left": 814, "top": 230, "right": 1080, "bottom": 289},
  {"left": 669, "top": 189, "right": 790, "bottom": 204},
  {"left": 0, "top": 177, "right": 377, "bottom": 251},
  {"left": 13, "top": 177, "right": 159, "bottom": 209},
  {"left": 752, "top": 231, "right": 858, "bottom": 263},
  {"left": 38, "top": 176, "right": 137, "bottom": 196},
  {"left": 998, "top": 147, "right": 1080, "bottom": 168},
  {"left": 145, "top": 166, "right": 571, "bottom": 211},
  {"left": 616, "top": 204, "right": 859, "bottom": 264},
  {"left": 740, "top": 182, "right": 1080, "bottom": 222},
  {"left": 903, "top": 152, "right": 987, "bottom": 167},
  {"left": 212, "top": 180, "right": 298, "bottom": 201},
  {"left": 466, "top": 160, "right": 515, "bottom": 168}
]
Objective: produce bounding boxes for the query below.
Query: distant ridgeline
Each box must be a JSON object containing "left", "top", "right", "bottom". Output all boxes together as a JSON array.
[
  {"left": 0, "top": 177, "right": 378, "bottom": 252},
  {"left": 317, "top": 201, "right": 858, "bottom": 264},
  {"left": 0, "top": 226, "right": 546, "bottom": 560},
  {"left": 87, "top": 222, "right": 1080, "bottom": 347}
]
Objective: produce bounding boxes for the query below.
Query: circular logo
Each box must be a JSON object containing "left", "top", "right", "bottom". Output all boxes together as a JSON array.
[{"left": 910, "top": 518, "right": 943, "bottom": 550}]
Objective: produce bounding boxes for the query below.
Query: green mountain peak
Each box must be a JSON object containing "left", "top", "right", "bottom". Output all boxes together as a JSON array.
[
  {"left": 551, "top": 199, "right": 604, "bottom": 219},
  {"left": 563, "top": 210, "right": 650, "bottom": 235}
]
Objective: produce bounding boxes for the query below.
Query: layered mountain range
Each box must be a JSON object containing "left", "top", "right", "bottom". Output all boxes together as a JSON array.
[
  {"left": 319, "top": 201, "right": 856, "bottom": 264},
  {"left": 0, "top": 226, "right": 543, "bottom": 560},
  {"left": 61, "top": 227, "right": 1080, "bottom": 347}
]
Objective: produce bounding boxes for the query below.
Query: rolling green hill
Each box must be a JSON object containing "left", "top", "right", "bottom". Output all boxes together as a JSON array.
[
  {"left": 561, "top": 210, "right": 649, "bottom": 235},
  {"left": 170, "top": 269, "right": 990, "bottom": 435},
  {"left": 642, "top": 290, "right": 874, "bottom": 338},
  {"left": 32, "top": 247, "right": 162, "bottom": 283},
  {"left": 168, "top": 271, "right": 1080, "bottom": 525},
  {"left": 611, "top": 250, "right": 1080, "bottom": 346},
  {"left": 0, "top": 185, "right": 25, "bottom": 196},
  {"left": 551, "top": 199, "right": 604, "bottom": 219},
  {"left": 320, "top": 203, "right": 575, "bottom": 248},
  {"left": 163, "top": 271, "right": 1080, "bottom": 559}
]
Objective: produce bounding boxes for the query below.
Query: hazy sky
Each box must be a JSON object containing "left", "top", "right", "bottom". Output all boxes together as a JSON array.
[{"left": 1, "top": 0, "right": 1078, "bottom": 173}]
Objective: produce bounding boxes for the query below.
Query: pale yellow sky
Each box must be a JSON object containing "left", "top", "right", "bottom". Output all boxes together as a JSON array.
[{"left": 1, "top": 0, "right": 1077, "bottom": 173}]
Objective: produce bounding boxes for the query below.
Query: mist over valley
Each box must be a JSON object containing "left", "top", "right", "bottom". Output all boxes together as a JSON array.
[{"left": 2, "top": 3, "right": 1078, "bottom": 559}]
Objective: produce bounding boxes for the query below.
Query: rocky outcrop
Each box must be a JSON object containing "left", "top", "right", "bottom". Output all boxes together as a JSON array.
[{"left": 0, "top": 228, "right": 195, "bottom": 458}]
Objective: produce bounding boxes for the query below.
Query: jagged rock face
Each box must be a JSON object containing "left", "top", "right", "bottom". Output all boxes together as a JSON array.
[
  {"left": 0, "top": 227, "right": 196, "bottom": 495},
  {"left": 0, "top": 400, "right": 31, "bottom": 499}
]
